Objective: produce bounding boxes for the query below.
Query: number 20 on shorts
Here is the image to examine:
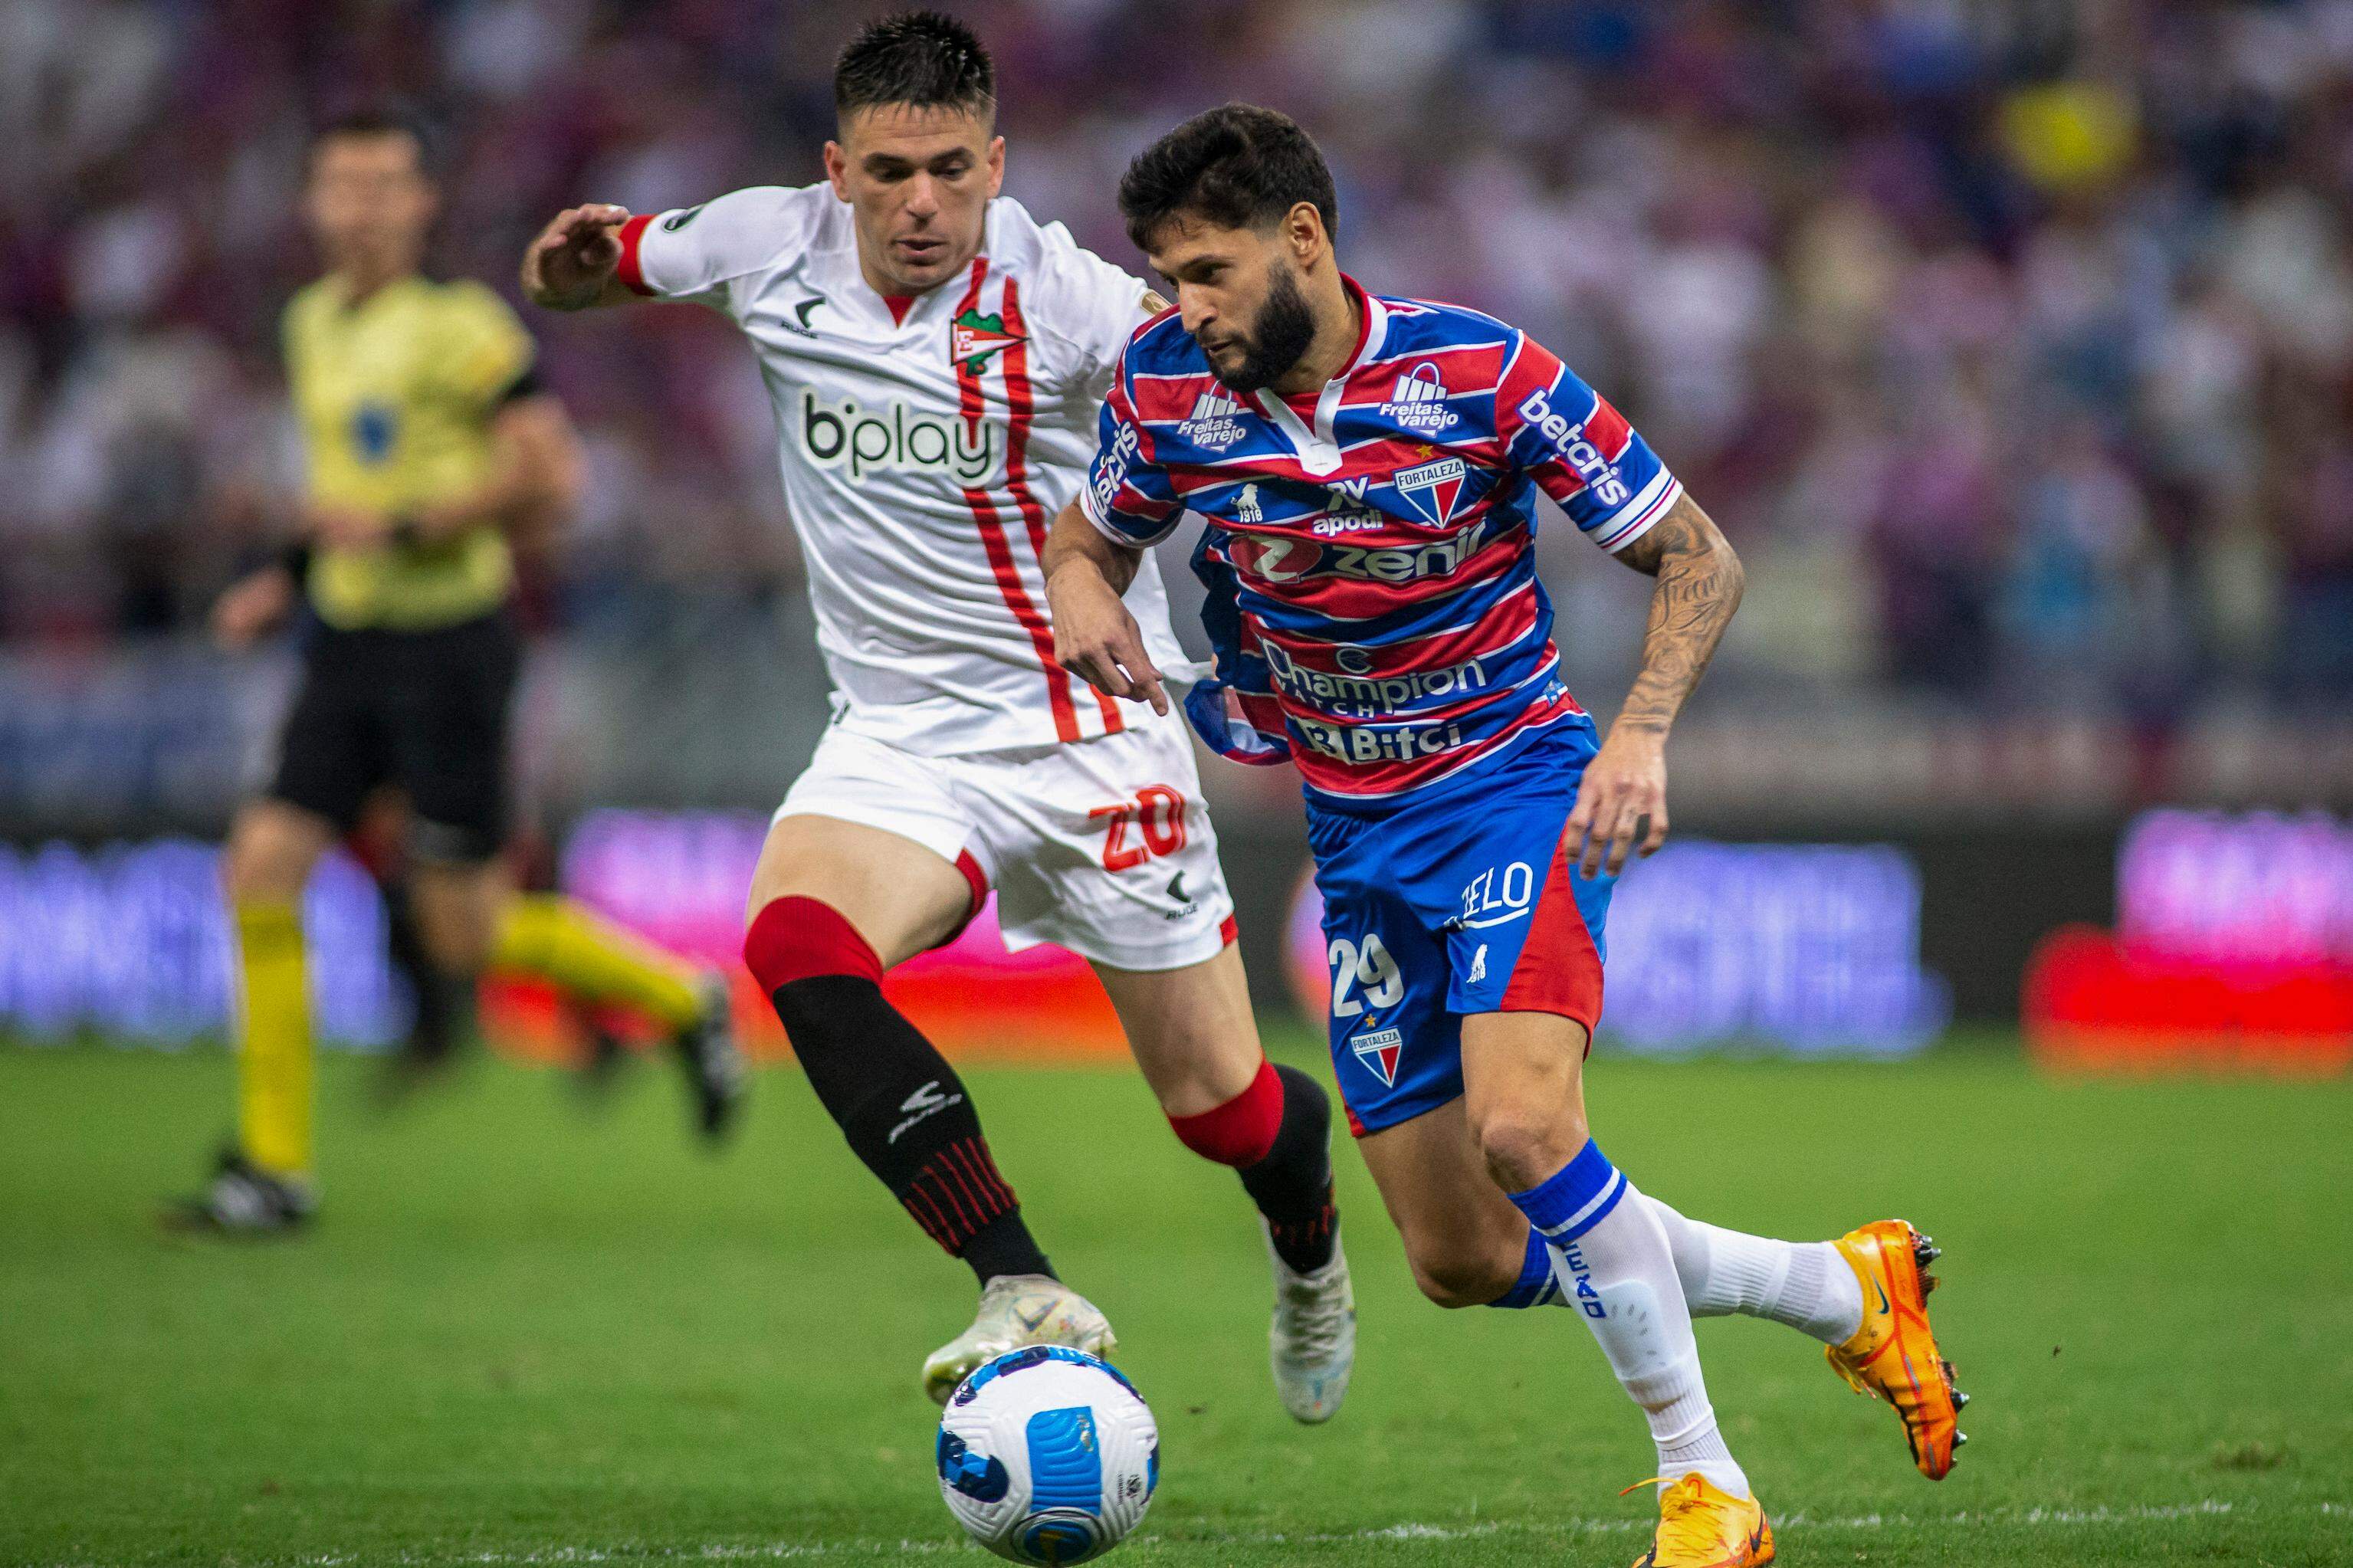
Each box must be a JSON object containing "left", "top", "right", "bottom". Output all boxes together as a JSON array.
[{"left": 1089, "top": 786, "right": 1188, "bottom": 872}]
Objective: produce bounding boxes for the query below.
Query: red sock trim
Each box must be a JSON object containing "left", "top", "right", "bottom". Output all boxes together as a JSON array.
[
  {"left": 743, "top": 896, "right": 883, "bottom": 990},
  {"left": 901, "top": 1134, "right": 1019, "bottom": 1255},
  {"left": 1265, "top": 1193, "right": 1338, "bottom": 1271},
  {"left": 1168, "top": 1056, "right": 1283, "bottom": 1167}
]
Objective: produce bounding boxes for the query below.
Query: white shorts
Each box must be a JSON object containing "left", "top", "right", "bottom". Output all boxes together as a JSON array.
[{"left": 775, "top": 710, "right": 1236, "bottom": 972}]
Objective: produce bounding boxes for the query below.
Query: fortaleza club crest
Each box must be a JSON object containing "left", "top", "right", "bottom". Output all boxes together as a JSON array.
[
  {"left": 951, "top": 309, "right": 1026, "bottom": 373},
  {"left": 1350, "top": 1017, "right": 1405, "bottom": 1086},
  {"left": 1396, "top": 454, "right": 1469, "bottom": 526}
]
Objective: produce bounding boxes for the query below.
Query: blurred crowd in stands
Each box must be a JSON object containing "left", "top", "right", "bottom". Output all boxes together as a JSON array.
[{"left": 6, "top": 0, "right": 2353, "bottom": 711}]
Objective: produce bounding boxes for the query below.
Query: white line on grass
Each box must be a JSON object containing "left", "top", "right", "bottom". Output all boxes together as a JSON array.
[
  {"left": 151, "top": 1498, "right": 2322, "bottom": 1566},
  {"left": 28, "top": 1500, "right": 2329, "bottom": 1568}
]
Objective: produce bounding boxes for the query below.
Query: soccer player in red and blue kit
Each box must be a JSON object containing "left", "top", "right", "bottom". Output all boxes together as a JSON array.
[{"left": 1044, "top": 106, "right": 1968, "bottom": 1566}]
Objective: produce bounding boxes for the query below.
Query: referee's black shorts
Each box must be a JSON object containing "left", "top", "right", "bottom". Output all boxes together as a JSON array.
[{"left": 267, "top": 609, "right": 520, "bottom": 864}]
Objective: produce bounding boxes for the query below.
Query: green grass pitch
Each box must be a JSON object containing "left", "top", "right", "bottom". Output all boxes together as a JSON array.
[{"left": 2, "top": 1032, "right": 2348, "bottom": 1566}]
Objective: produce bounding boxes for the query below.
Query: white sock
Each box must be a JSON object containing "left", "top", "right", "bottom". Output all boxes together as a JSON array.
[
  {"left": 1646, "top": 1195, "right": 1863, "bottom": 1345},
  {"left": 1511, "top": 1146, "right": 1750, "bottom": 1500}
]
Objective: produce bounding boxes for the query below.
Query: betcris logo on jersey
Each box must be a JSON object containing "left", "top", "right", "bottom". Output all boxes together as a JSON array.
[
  {"left": 1515, "top": 387, "right": 1630, "bottom": 509},
  {"left": 1092, "top": 422, "right": 1140, "bottom": 514},
  {"left": 801, "top": 391, "right": 996, "bottom": 484}
]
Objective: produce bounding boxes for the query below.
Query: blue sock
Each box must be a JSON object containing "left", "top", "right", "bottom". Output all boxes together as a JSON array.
[
  {"left": 1485, "top": 1227, "right": 1560, "bottom": 1308},
  {"left": 1507, "top": 1138, "right": 1626, "bottom": 1245}
]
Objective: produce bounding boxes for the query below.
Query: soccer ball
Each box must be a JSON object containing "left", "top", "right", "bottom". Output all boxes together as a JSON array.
[{"left": 936, "top": 1346, "right": 1159, "bottom": 1564}]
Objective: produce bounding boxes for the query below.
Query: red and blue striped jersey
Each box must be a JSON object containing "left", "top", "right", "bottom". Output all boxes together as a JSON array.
[{"left": 1079, "top": 276, "right": 1681, "bottom": 805}]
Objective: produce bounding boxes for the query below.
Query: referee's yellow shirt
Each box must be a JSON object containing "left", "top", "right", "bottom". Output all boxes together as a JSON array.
[{"left": 284, "top": 275, "right": 532, "bottom": 630}]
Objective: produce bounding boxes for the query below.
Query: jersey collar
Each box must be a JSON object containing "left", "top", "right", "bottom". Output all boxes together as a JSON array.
[
  {"left": 1248, "top": 274, "right": 1386, "bottom": 478},
  {"left": 826, "top": 202, "right": 1002, "bottom": 333},
  {"left": 328, "top": 271, "right": 425, "bottom": 318},
  {"left": 815, "top": 239, "right": 980, "bottom": 334}
]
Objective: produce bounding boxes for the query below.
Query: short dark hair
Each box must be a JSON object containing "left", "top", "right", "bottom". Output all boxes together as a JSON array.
[
  {"left": 310, "top": 107, "right": 438, "bottom": 177},
  {"left": 1118, "top": 103, "right": 1338, "bottom": 252},
  {"left": 834, "top": 11, "right": 996, "bottom": 122}
]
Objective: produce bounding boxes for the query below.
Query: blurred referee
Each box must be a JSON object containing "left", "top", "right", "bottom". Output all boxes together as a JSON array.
[{"left": 176, "top": 111, "right": 742, "bottom": 1235}]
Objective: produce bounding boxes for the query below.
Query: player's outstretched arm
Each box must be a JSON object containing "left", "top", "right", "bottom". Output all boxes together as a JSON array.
[
  {"left": 389, "top": 393, "right": 583, "bottom": 550},
  {"left": 1564, "top": 490, "right": 1744, "bottom": 877},
  {"left": 210, "top": 561, "right": 298, "bottom": 650},
  {"left": 521, "top": 204, "right": 638, "bottom": 310},
  {"left": 1042, "top": 500, "right": 1168, "bottom": 715},
  {"left": 484, "top": 394, "right": 586, "bottom": 544}
]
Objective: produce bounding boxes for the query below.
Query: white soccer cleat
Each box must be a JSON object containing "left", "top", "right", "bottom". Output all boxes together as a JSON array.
[
  {"left": 921, "top": 1274, "right": 1117, "bottom": 1406},
  {"left": 1265, "top": 1221, "right": 1355, "bottom": 1423}
]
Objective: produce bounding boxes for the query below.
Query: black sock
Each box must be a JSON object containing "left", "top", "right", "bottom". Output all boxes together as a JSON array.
[
  {"left": 386, "top": 879, "right": 462, "bottom": 1063},
  {"left": 1239, "top": 1064, "right": 1338, "bottom": 1274},
  {"left": 770, "top": 975, "right": 1053, "bottom": 1286}
]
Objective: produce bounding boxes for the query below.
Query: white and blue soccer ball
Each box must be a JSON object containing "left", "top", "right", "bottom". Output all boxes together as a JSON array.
[{"left": 936, "top": 1347, "right": 1159, "bottom": 1565}]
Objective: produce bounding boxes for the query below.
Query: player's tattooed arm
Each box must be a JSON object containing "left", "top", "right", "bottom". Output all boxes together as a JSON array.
[
  {"left": 1610, "top": 491, "right": 1745, "bottom": 736},
  {"left": 1563, "top": 490, "right": 1744, "bottom": 877},
  {"left": 1042, "top": 500, "right": 1168, "bottom": 714}
]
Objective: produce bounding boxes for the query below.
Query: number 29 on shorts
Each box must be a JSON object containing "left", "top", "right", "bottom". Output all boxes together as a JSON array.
[{"left": 1328, "top": 931, "right": 1403, "bottom": 1019}]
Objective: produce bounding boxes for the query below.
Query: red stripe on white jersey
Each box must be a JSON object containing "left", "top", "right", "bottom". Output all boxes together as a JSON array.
[
  {"left": 999, "top": 277, "right": 1121, "bottom": 736},
  {"left": 953, "top": 261, "right": 1081, "bottom": 744},
  {"left": 953, "top": 261, "right": 990, "bottom": 438}
]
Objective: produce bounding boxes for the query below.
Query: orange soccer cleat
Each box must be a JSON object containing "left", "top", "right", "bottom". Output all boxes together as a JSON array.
[
  {"left": 1825, "top": 1219, "right": 1968, "bottom": 1479},
  {"left": 1625, "top": 1475, "right": 1775, "bottom": 1567}
]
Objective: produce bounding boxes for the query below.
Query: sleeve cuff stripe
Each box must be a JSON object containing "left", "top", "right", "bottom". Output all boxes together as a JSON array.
[
  {"left": 1079, "top": 482, "right": 1174, "bottom": 547},
  {"left": 1594, "top": 473, "right": 1679, "bottom": 552},
  {"left": 615, "top": 214, "right": 655, "bottom": 296}
]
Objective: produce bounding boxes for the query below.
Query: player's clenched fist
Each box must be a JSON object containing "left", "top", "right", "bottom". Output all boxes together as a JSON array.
[
  {"left": 1046, "top": 562, "right": 1170, "bottom": 716},
  {"left": 1564, "top": 725, "right": 1670, "bottom": 878},
  {"left": 521, "top": 204, "right": 632, "bottom": 310}
]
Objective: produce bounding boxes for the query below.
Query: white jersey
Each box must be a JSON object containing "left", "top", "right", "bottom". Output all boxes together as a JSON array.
[{"left": 618, "top": 184, "right": 1192, "bottom": 756}]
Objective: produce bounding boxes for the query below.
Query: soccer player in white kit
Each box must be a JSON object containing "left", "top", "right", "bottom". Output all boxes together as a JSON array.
[{"left": 520, "top": 11, "right": 1354, "bottom": 1418}]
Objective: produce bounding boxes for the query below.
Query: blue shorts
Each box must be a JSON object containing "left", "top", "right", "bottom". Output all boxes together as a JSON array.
[{"left": 1305, "top": 722, "right": 1617, "bottom": 1137}]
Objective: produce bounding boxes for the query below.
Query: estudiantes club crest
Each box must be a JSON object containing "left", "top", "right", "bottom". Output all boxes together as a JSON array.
[{"left": 952, "top": 309, "right": 1026, "bottom": 373}]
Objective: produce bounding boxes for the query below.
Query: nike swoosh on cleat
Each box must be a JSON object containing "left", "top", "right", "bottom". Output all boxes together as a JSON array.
[
  {"left": 1014, "top": 1304, "right": 1052, "bottom": 1332},
  {"left": 1872, "top": 1278, "right": 1892, "bottom": 1315}
]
